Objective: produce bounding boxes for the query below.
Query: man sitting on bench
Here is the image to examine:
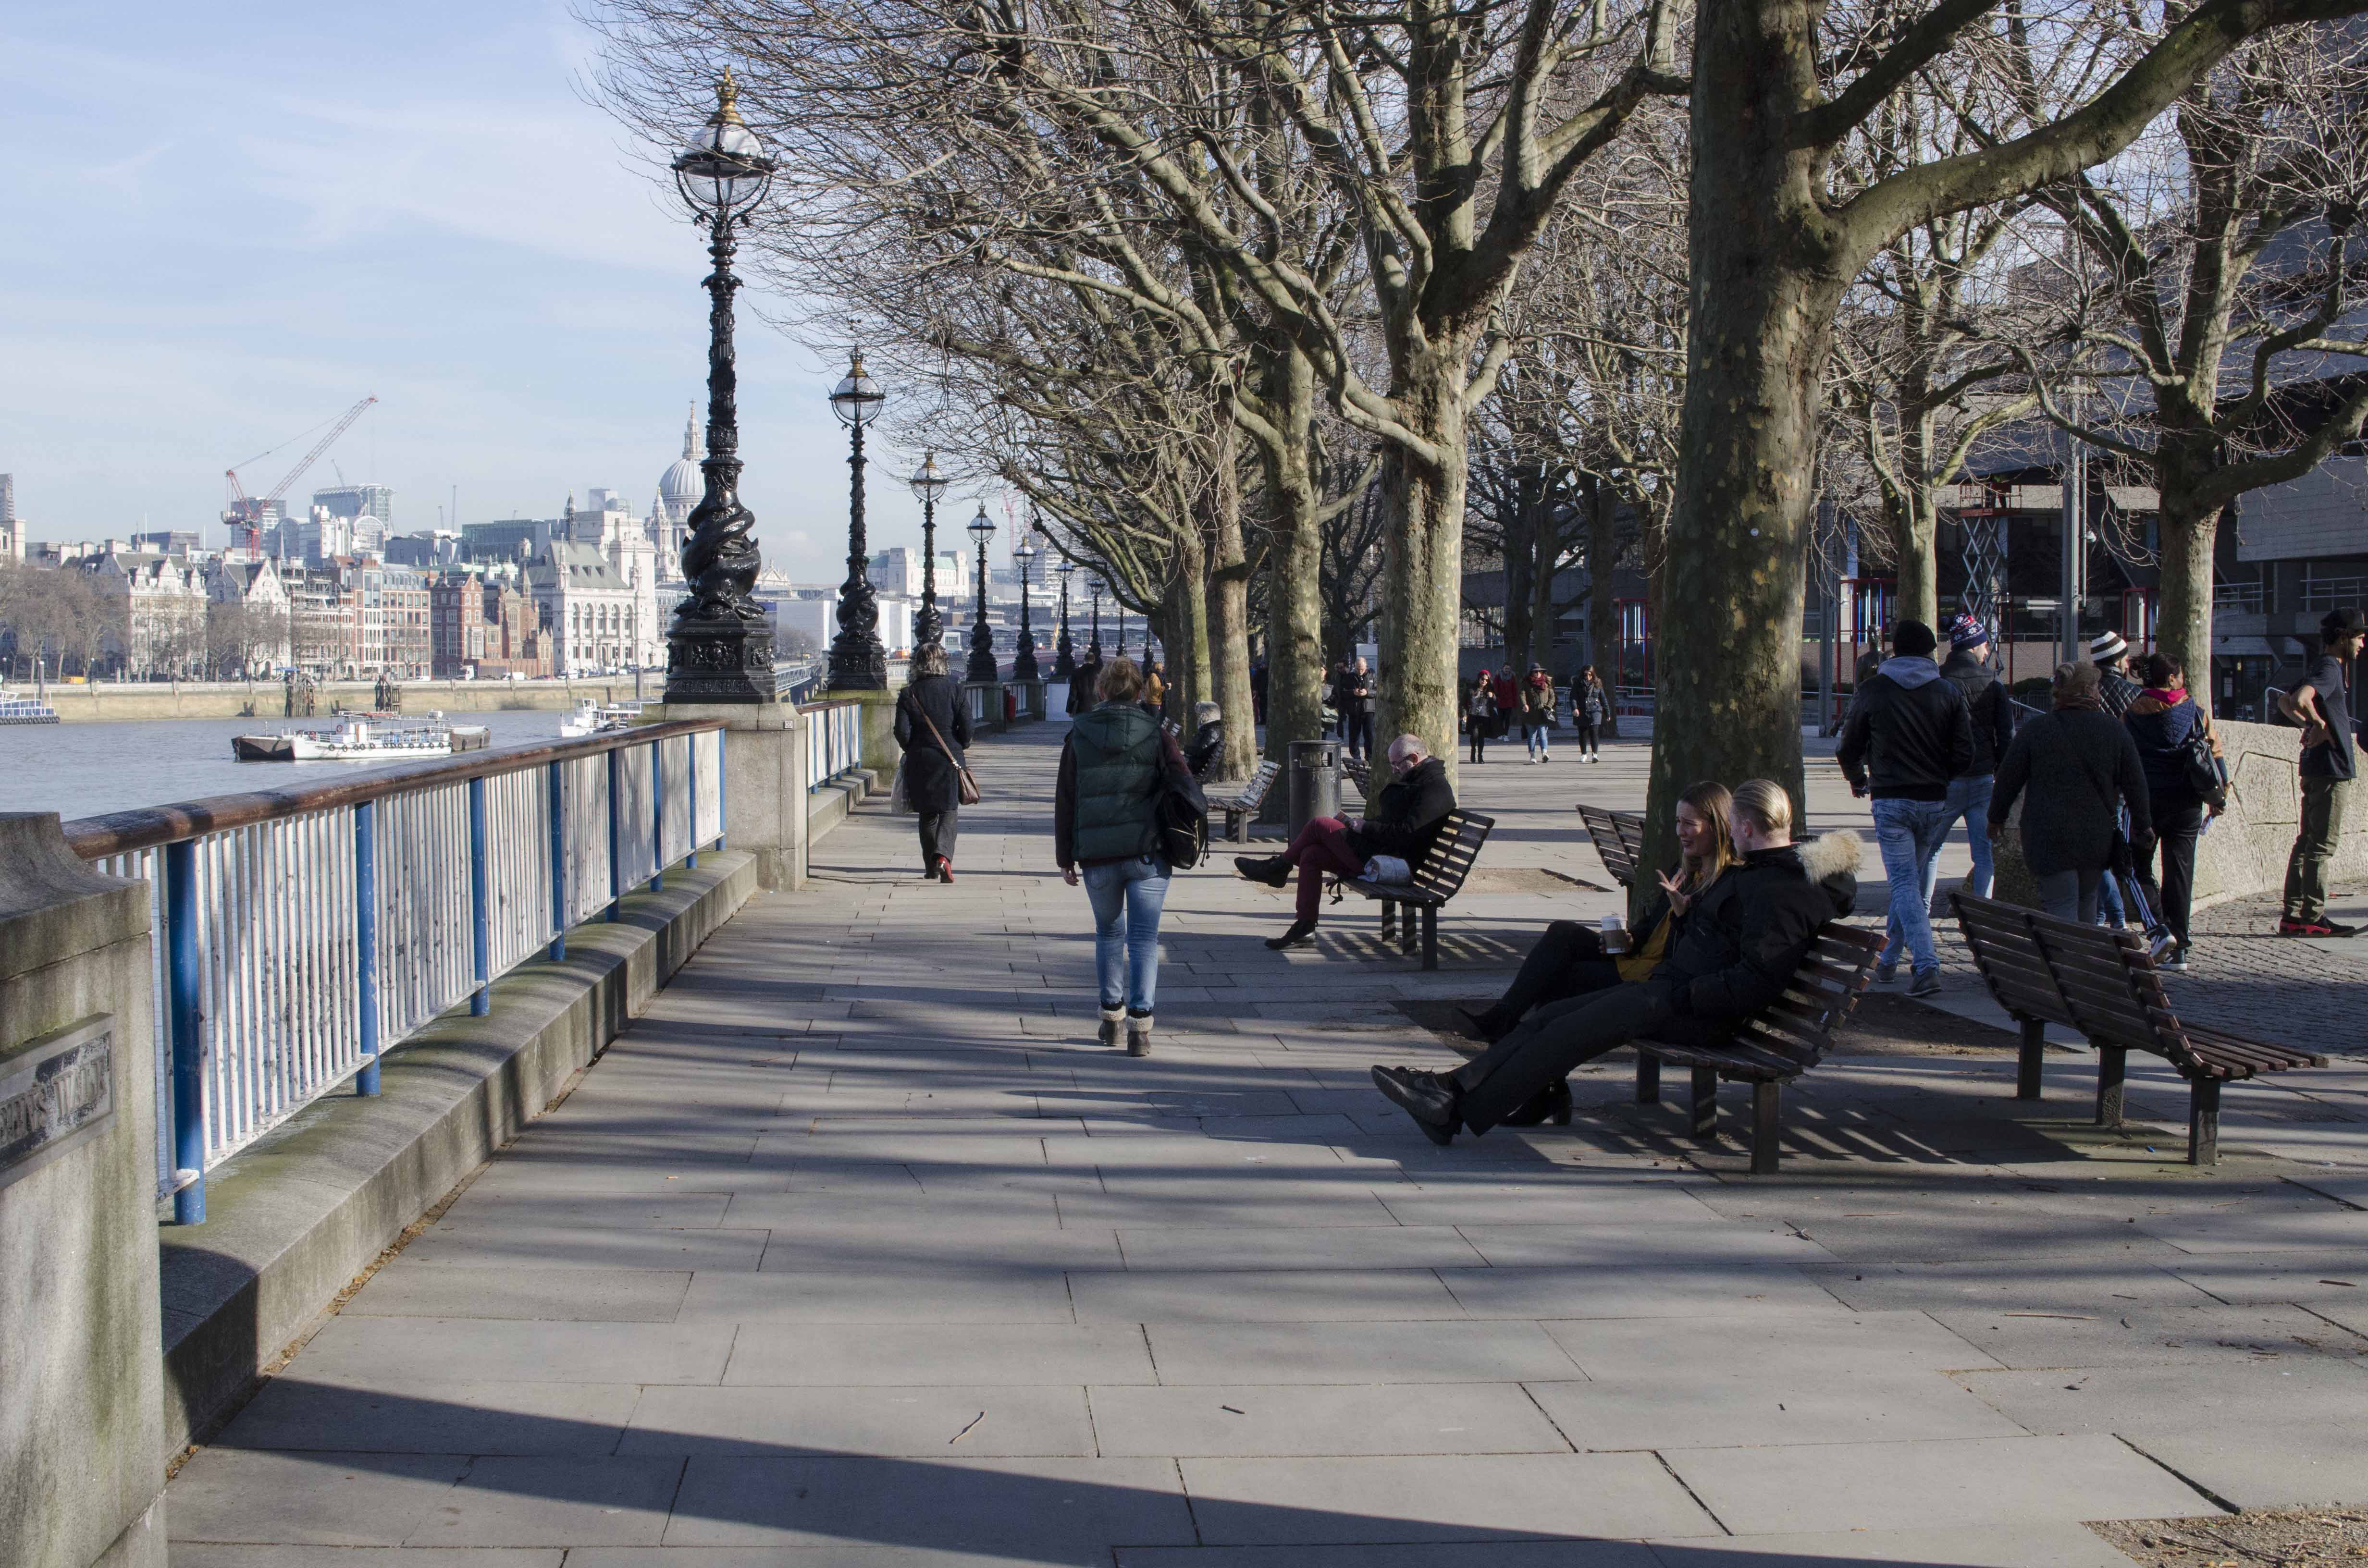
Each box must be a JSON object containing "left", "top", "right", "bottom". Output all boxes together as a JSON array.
[
  {"left": 1235, "top": 733, "right": 1455, "bottom": 950},
  {"left": 1371, "top": 780, "right": 1858, "bottom": 1144}
]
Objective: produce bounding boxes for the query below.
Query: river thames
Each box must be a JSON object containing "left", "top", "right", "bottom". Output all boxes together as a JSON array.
[{"left": 0, "top": 710, "right": 577, "bottom": 821}]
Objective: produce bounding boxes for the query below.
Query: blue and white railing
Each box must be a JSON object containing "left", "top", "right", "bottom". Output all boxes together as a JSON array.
[
  {"left": 802, "top": 699, "right": 863, "bottom": 792},
  {"left": 62, "top": 720, "right": 727, "bottom": 1224}
]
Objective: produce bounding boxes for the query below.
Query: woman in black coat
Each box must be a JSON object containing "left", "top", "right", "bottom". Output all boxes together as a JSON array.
[
  {"left": 1987, "top": 661, "right": 2152, "bottom": 923},
  {"left": 894, "top": 643, "right": 973, "bottom": 882}
]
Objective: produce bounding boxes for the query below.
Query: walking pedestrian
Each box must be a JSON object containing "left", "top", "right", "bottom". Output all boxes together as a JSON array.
[
  {"left": 1521, "top": 664, "right": 1555, "bottom": 762},
  {"left": 1988, "top": 662, "right": 2152, "bottom": 923},
  {"left": 1836, "top": 618, "right": 1974, "bottom": 996},
  {"left": 2277, "top": 608, "right": 2365, "bottom": 936},
  {"left": 1491, "top": 665, "right": 1519, "bottom": 739},
  {"left": 1233, "top": 734, "right": 1455, "bottom": 950},
  {"left": 2088, "top": 632, "right": 2146, "bottom": 928},
  {"left": 1325, "top": 659, "right": 1349, "bottom": 738},
  {"left": 1572, "top": 665, "right": 1607, "bottom": 761},
  {"left": 1466, "top": 672, "right": 1496, "bottom": 764},
  {"left": 892, "top": 643, "right": 973, "bottom": 883},
  {"left": 2126, "top": 651, "right": 2222, "bottom": 967},
  {"left": 1067, "top": 648, "right": 1102, "bottom": 716},
  {"left": 1144, "top": 661, "right": 1167, "bottom": 717},
  {"left": 1055, "top": 656, "right": 1188, "bottom": 1055},
  {"left": 1249, "top": 656, "right": 1268, "bottom": 728},
  {"left": 1343, "top": 657, "right": 1378, "bottom": 761},
  {"left": 1936, "top": 612, "right": 2015, "bottom": 899},
  {"left": 1370, "top": 780, "right": 1858, "bottom": 1144}
]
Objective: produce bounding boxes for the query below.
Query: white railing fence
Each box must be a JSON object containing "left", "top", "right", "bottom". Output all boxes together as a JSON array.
[
  {"left": 802, "top": 699, "right": 864, "bottom": 792},
  {"left": 63, "top": 720, "right": 727, "bottom": 1224}
]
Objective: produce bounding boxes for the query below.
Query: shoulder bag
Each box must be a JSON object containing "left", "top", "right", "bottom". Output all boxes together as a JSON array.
[
  {"left": 911, "top": 694, "right": 981, "bottom": 806},
  {"left": 2179, "top": 709, "right": 2231, "bottom": 810},
  {"left": 1150, "top": 735, "right": 1209, "bottom": 870}
]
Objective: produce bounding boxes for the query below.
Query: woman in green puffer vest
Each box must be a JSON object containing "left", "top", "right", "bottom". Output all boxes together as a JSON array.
[{"left": 1055, "top": 656, "right": 1190, "bottom": 1057}]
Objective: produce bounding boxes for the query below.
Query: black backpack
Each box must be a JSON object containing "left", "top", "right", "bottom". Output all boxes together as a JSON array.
[{"left": 1150, "top": 742, "right": 1209, "bottom": 869}]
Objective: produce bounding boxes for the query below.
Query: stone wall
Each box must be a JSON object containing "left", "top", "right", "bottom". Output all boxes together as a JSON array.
[
  {"left": 1990, "top": 718, "right": 2358, "bottom": 910},
  {"left": 39, "top": 677, "right": 651, "bottom": 723}
]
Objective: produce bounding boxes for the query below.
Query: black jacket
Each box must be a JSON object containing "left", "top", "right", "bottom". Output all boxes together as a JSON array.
[
  {"left": 1938, "top": 649, "right": 2014, "bottom": 777},
  {"left": 1988, "top": 708, "right": 2152, "bottom": 877},
  {"left": 893, "top": 675, "right": 972, "bottom": 814},
  {"left": 1184, "top": 721, "right": 1225, "bottom": 782},
  {"left": 1648, "top": 833, "right": 1861, "bottom": 1028},
  {"left": 1836, "top": 658, "right": 1975, "bottom": 800},
  {"left": 1347, "top": 756, "right": 1455, "bottom": 864}
]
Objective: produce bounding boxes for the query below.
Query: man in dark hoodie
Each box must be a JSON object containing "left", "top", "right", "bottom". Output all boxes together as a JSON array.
[
  {"left": 1836, "top": 619, "right": 1974, "bottom": 997},
  {"left": 1369, "top": 780, "right": 1858, "bottom": 1143},
  {"left": 1235, "top": 733, "right": 1455, "bottom": 949},
  {"left": 1936, "top": 612, "right": 2015, "bottom": 899}
]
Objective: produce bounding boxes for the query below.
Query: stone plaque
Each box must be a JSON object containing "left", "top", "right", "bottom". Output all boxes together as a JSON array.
[{"left": 0, "top": 1014, "right": 115, "bottom": 1191}]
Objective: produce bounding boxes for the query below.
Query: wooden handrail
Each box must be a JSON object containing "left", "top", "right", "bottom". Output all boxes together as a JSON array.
[{"left": 60, "top": 718, "right": 729, "bottom": 860}]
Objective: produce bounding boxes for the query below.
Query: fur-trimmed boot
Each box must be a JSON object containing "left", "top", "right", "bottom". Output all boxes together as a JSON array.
[
  {"left": 1099, "top": 1005, "right": 1126, "bottom": 1048},
  {"left": 1126, "top": 1009, "right": 1153, "bottom": 1057}
]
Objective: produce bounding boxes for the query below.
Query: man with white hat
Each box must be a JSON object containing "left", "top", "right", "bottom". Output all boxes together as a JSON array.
[{"left": 2090, "top": 631, "right": 2145, "bottom": 719}]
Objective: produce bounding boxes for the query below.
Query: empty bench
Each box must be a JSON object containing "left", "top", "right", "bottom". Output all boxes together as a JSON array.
[
  {"left": 1951, "top": 892, "right": 2327, "bottom": 1164},
  {"left": 1206, "top": 760, "right": 1281, "bottom": 843},
  {"left": 1577, "top": 804, "right": 1646, "bottom": 890},
  {"left": 1332, "top": 809, "right": 1494, "bottom": 970},
  {"left": 1633, "top": 925, "right": 1887, "bottom": 1173}
]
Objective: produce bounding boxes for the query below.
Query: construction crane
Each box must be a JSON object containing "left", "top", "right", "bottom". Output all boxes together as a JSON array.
[{"left": 222, "top": 395, "right": 378, "bottom": 551}]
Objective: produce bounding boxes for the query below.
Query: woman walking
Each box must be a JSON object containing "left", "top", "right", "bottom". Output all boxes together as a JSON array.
[
  {"left": 1466, "top": 672, "right": 1497, "bottom": 764},
  {"left": 1988, "top": 662, "right": 2152, "bottom": 923},
  {"left": 2125, "top": 652, "right": 2222, "bottom": 969},
  {"left": 1055, "top": 657, "right": 1187, "bottom": 1056},
  {"left": 1521, "top": 664, "right": 1556, "bottom": 762},
  {"left": 892, "top": 643, "right": 972, "bottom": 882},
  {"left": 1572, "top": 665, "right": 1608, "bottom": 762}
]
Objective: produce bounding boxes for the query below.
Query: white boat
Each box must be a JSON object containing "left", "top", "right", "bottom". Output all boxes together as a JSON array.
[
  {"left": 561, "top": 699, "right": 644, "bottom": 739},
  {"left": 0, "top": 688, "right": 60, "bottom": 725},
  {"left": 233, "top": 717, "right": 478, "bottom": 762}
]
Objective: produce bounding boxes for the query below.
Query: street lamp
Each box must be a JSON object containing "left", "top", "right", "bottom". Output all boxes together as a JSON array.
[
  {"left": 908, "top": 451, "right": 948, "bottom": 651},
  {"left": 1011, "top": 535, "right": 1040, "bottom": 681},
  {"left": 1053, "top": 559, "right": 1076, "bottom": 678},
  {"left": 964, "top": 502, "right": 999, "bottom": 682},
  {"left": 827, "top": 349, "right": 888, "bottom": 689},
  {"left": 1087, "top": 579, "right": 1104, "bottom": 658},
  {"left": 663, "top": 67, "right": 778, "bottom": 704}
]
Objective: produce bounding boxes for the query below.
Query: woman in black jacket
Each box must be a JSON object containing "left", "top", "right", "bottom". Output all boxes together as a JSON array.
[
  {"left": 892, "top": 644, "right": 973, "bottom": 882},
  {"left": 2125, "top": 651, "right": 2221, "bottom": 966},
  {"left": 1987, "top": 661, "right": 2152, "bottom": 923}
]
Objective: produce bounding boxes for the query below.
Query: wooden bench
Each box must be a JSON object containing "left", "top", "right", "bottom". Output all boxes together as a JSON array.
[
  {"left": 1950, "top": 892, "right": 2327, "bottom": 1164},
  {"left": 1341, "top": 755, "right": 1371, "bottom": 803},
  {"left": 1331, "top": 809, "right": 1494, "bottom": 970},
  {"left": 1206, "top": 760, "right": 1281, "bottom": 843},
  {"left": 1632, "top": 925, "right": 1887, "bottom": 1174},
  {"left": 1577, "top": 804, "right": 1647, "bottom": 889}
]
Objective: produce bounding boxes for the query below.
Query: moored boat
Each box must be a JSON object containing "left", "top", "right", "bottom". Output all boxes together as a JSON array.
[
  {"left": 560, "top": 699, "right": 644, "bottom": 739},
  {"left": 232, "top": 717, "right": 472, "bottom": 762},
  {"left": 0, "top": 688, "right": 61, "bottom": 725}
]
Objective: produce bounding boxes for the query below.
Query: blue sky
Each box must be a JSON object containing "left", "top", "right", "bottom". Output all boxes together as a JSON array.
[{"left": 0, "top": 0, "right": 917, "bottom": 583}]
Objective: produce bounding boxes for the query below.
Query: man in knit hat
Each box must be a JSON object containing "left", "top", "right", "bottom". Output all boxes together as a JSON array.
[
  {"left": 2090, "top": 631, "right": 2145, "bottom": 719},
  {"left": 1935, "top": 612, "right": 2014, "bottom": 900}
]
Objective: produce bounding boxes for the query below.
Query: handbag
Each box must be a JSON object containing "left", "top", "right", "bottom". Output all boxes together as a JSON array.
[
  {"left": 909, "top": 694, "right": 981, "bottom": 806},
  {"left": 2180, "top": 711, "right": 2231, "bottom": 809},
  {"left": 1150, "top": 736, "right": 1209, "bottom": 870},
  {"left": 888, "top": 759, "right": 916, "bottom": 815}
]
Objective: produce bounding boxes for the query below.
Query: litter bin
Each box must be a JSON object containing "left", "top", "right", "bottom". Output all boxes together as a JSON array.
[{"left": 1289, "top": 739, "right": 1341, "bottom": 840}]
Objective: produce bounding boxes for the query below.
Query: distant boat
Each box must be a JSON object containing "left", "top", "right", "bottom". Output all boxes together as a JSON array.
[
  {"left": 0, "top": 689, "right": 60, "bottom": 725},
  {"left": 561, "top": 699, "right": 644, "bottom": 739},
  {"left": 232, "top": 716, "right": 491, "bottom": 763}
]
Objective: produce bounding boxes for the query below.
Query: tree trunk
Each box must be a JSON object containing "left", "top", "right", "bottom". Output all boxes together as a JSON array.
[
  {"left": 1377, "top": 372, "right": 1468, "bottom": 781},
  {"left": 1645, "top": 0, "right": 1841, "bottom": 882},
  {"left": 1529, "top": 491, "right": 1561, "bottom": 674},
  {"left": 1254, "top": 351, "right": 1326, "bottom": 765},
  {"left": 1168, "top": 550, "right": 1211, "bottom": 730},
  {"left": 1502, "top": 470, "right": 1537, "bottom": 673},
  {"left": 1589, "top": 476, "right": 1620, "bottom": 736},
  {"left": 1890, "top": 490, "right": 1940, "bottom": 633},
  {"left": 1205, "top": 416, "right": 1258, "bottom": 776},
  {"left": 2155, "top": 472, "right": 2220, "bottom": 719}
]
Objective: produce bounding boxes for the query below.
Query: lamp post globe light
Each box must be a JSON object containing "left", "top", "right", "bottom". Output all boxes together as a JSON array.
[
  {"left": 1053, "top": 558, "right": 1076, "bottom": 678},
  {"left": 964, "top": 503, "right": 999, "bottom": 683},
  {"left": 1011, "top": 536, "right": 1040, "bottom": 681},
  {"left": 663, "top": 67, "right": 779, "bottom": 704},
  {"left": 826, "top": 349, "right": 888, "bottom": 689},
  {"left": 908, "top": 451, "right": 949, "bottom": 651}
]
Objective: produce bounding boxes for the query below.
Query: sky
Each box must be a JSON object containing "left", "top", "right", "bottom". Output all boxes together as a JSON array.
[{"left": 0, "top": 0, "right": 931, "bottom": 584}]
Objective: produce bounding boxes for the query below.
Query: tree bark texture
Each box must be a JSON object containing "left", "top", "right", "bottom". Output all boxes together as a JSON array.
[
  {"left": 1205, "top": 416, "right": 1258, "bottom": 776},
  {"left": 1255, "top": 353, "right": 1327, "bottom": 765},
  {"left": 1378, "top": 376, "right": 1469, "bottom": 784},
  {"left": 1589, "top": 475, "right": 1620, "bottom": 735},
  {"left": 1528, "top": 497, "right": 1561, "bottom": 674}
]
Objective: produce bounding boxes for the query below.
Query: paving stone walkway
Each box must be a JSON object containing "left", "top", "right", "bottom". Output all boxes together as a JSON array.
[{"left": 165, "top": 720, "right": 2368, "bottom": 1565}]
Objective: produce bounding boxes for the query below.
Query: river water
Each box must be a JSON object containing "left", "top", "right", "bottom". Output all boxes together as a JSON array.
[{"left": 0, "top": 710, "right": 580, "bottom": 822}]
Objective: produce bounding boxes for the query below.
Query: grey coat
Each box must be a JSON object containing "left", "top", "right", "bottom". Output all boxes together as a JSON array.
[{"left": 1988, "top": 708, "right": 2152, "bottom": 877}]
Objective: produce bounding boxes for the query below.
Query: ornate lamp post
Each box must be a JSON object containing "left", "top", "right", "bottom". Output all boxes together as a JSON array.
[
  {"left": 824, "top": 350, "right": 888, "bottom": 688},
  {"left": 964, "top": 503, "right": 999, "bottom": 682},
  {"left": 1053, "top": 559, "right": 1076, "bottom": 678},
  {"left": 1011, "top": 536, "right": 1040, "bottom": 681},
  {"left": 1087, "top": 579, "right": 1104, "bottom": 658},
  {"left": 908, "top": 451, "right": 948, "bottom": 650},
  {"left": 663, "top": 68, "right": 778, "bottom": 704}
]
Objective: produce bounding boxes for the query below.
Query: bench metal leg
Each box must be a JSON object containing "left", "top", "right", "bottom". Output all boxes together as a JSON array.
[
  {"left": 1636, "top": 1053, "right": 1661, "bottom": 1104},
  {"left": 2095, "top": 1047, "right": 2127, "bottom": 1127},
  {"left": 1226, "top": 810, "right": 1245, "bottom": 843},
  {"left": 2016, "top": 1017, "right": 2046, "bottom": 1100},
  {"left": 1751, "top": 1080, "right": 1783, "bottom": 1174},
  {"left": 1401, "top": 906, "right": 1420, "bottom": 958},
  {"left": 1420, "top": 906, "right": 1438, "bottom": 971},
  {"left": 1690, "top": 1068, "right": 1718, "bottom": 1141},
  {"left": 1378, "top": 898, "right": 1395, "bottom": 941},
  {"left": 2189, "top": 1077, "right": 2221, "bottom": 1166}
]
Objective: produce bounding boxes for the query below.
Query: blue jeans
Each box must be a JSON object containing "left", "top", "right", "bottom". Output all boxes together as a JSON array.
[
  {"left": 2097, "top": 808, "right": 2128, "bottom": 924},
  {"left": 1525, "top": 721, "right": 1549, "bottom": 760},
  {"left": 1872, "top": 796, "right": 1953, "bottom": 976},
  {"left": 1082, "top": 855, "right": 1170, "bottom": 1014},
  {"left": 1934, "top": 774, "right": 1996, "bottom": 900}
]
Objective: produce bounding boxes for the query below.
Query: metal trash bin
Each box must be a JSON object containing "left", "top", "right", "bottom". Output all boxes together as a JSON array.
[{"left": 1289, "top": 739, "right": 1341, "bottom": 840}]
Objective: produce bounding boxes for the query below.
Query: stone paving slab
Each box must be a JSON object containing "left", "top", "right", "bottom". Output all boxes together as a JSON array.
[{"left": 168, "top": 721, "right": 2368, "bottom": 1562}]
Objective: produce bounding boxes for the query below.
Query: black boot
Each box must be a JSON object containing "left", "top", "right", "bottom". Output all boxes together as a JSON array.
[
  {"left": 1455, "top": 1005, "right": 1515, "bottom": 1043},
  {"left": 1266, "top": 918, "right": 1318, "bottom": 950},
  {"left": 1498, "top": 1079, "right": 1574, "bottom": 1127},
  {"left": 1371, "top": 1065, "right": 1463, "bottom": 1146},
  {"left": 1235, "top": 855, "right": 1292, "bottom": 888}
]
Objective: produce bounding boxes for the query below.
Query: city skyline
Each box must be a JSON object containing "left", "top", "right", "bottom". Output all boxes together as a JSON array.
[{"left": 0, "top": 0, "right": 977, "bottom": 585}]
